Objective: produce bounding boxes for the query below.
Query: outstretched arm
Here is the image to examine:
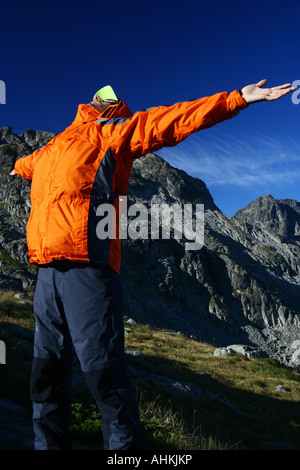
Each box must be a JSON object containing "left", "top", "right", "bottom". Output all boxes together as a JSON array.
[
  {"left": 9, "top": 151, "right": 39, "bottom": 180},
  {"left": 241, "top": 79, "right": 295, "bottom": 104},
  {"left": 111, "top": 90, "right": 247, "bottom": 160},
  {"left": 9, "top": 143, "right": 53, "bottom": 179}
]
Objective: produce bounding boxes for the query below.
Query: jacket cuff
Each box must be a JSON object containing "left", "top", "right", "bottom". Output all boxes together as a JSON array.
[
  {"left": 14, "top": 157, "right": 32, "bottom": 180},
  {"left": 227, "top": 89, "right": 248, "bottom": 113}
]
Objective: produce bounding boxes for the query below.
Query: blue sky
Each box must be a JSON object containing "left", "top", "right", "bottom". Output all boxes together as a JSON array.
[{"left": 0, "top": 0, "right": 299, "bottom": 216}]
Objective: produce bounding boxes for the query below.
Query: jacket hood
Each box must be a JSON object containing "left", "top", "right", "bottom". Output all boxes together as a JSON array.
[{"left": 73, "top": 99, "right": 133, "bottom": 124}]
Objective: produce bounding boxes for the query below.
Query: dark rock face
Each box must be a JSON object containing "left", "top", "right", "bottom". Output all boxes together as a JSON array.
[
  {"left": 0, "top": 127, "right": 299, "bottom": 367},
  {"left": 122, "top": 156, "right": 300, "bottom": 367}
]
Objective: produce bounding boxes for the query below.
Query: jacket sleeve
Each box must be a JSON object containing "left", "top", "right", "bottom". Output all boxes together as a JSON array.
[
  {"left": 110, "top": 90, "right": 248, "bottom": 160},
  {"left": 14, "top": 146, "right": 48, "bottom": 180}
]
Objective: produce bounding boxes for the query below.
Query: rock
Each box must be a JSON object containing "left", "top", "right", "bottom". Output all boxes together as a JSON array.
[
  {"left": 125, "top": 350, "right": 144, "bottom": 360},
  {"left": 291, "top": 348, "right": 300, "bottom": 367},
  {"left": 274, "top": 385, "right": 287, "bottom": 392},
  {"left": 214, "top": 347, "right": 231, "bottom": 357},
  {"left": 227, "top": 344, "right": 266, "bottom": 359},
  {"left": 214, "top": 344, "right": 266, "bottom": 359},
  {"left": 291, "top": 340, "right": 300, "bottom": 351}
]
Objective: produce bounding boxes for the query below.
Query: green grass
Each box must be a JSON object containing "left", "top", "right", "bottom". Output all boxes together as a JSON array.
[{"left": 0, "top": 290, "right": 300, "bottom": 450}]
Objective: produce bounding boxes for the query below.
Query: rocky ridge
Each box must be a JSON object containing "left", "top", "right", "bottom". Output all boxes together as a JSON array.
[{"left": 0, "top": 126, "right": 299, "bottom": 369}]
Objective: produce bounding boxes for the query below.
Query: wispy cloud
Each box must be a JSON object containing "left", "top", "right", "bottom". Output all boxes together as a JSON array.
[{"left": 158, "top": 129, "right": 300, "bottom": 189}]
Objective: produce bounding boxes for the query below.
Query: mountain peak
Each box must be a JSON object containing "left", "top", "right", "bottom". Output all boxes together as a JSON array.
[
  {"left": 233, "top": 194, "right": 300, "bottom": 239},
  {"left": 130, "top": 153, "right": 219, "bottom": 211}
]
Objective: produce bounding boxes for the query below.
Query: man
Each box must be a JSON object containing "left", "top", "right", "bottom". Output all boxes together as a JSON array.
[{"left": 10, "top": 79, "right": 294, "bottom": 450}]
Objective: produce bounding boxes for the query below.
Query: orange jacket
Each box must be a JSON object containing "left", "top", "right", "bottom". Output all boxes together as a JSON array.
[{"left": 14, "top": 90, "right": 247, "bottom": 273}]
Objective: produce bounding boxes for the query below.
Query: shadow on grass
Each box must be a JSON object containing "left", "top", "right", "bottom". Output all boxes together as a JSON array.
[
  {"left": 0, "top": 318, "right": 299, "bottom": 451},
  {"left": 126, "top": 353, "right": 300, "bottom": 450}
]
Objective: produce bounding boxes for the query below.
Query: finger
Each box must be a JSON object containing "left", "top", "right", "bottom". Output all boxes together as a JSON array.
[
  {"left": 256, "top": 79, "right": 268, "bottom": 88},
  {"left": 271, "top": 83, "right": 293, "bottom": 90},
  {"left": 272, "top": 87, "right": 295, "bottom": 97},
  {"left": 265, "top": 88, "right": 294, "bottom": 101}
]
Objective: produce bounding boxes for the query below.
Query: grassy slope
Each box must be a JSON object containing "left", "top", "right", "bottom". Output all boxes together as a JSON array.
[{"left": 0, "top": 290, "right": 299, "bottom": 450}]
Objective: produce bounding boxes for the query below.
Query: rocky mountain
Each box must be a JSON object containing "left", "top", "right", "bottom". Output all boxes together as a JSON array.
[
  {"left": 0, "top": 126, "right": 299, "bottom": 369},
  {"left": 234, "top": 195, "right": 300, "bottom": 240}
]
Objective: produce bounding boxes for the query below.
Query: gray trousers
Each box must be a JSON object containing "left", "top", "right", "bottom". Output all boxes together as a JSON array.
[{"left": 30, "top": 261, "right": 146, "bottom": 450}]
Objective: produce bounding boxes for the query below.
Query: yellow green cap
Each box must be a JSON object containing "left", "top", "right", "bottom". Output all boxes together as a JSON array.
[{"left": 93, "top": 85, "right": 118, "bottom": 103}]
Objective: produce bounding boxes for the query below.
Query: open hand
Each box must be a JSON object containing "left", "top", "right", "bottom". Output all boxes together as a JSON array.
[{"left": 241, "top": 79, "right": 295, "bottom": 104}]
